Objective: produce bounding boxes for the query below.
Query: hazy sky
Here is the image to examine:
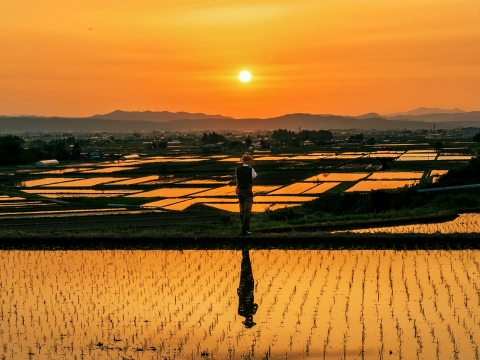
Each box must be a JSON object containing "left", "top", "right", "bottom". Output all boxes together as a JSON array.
[{"left": 1, "top": 0, "right": 479, "bottom": 118}]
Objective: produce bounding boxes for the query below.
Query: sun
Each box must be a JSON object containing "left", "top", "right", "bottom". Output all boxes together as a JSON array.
[{"left": 239, "top": 70, "right": 252, "bottom": 83}]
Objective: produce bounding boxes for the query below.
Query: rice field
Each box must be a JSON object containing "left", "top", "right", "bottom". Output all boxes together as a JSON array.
[
  {"left": 16, "top": 177, "right": 82, "bottom": 187},
  {"left": 104, "top": 175, "right": 160, "bottom": 185},
  {"left": 269, "top": 182, "right": 317, "bottom": 195},
  {"left": 437, "top": 156, "right": 473, "bottom": 161},
  {"left": 304, "top": 173, "right": 370, "bottom": 182},
  {"left": 36, "top": 167, "right": 94, "bottom": 174},
  {"left": 397, "top": 155, "right": 436, "bottom": 161},
  {"left": 44, "top": 177, "right": 129, "bottom": 187},
  {"left": 303, "top": 182, "right": 341, "bottom": 194},
  {"left": 2, "top": 249, "right": 480, "bottom": 360},
  {"left": 349, "top": 213, "right": 480, "bottom": 234},
  {"left": 346, "top": 180, "right": 419, "bottom": 192},
  {"left": 126, "top": 187, "right": 211, "bottom": 198},
  {"left": 81, "top": 166, "right": 139, "bottom": 173},
  {"left": 6, "top": 148, "right": 475, "bottom": 213},
  {"left": 367, "top": 172, "right": 424, "bottom": 180},
  {"left": 190, "top": 186, "right": 236, "bottom": 197},
  {"left": 162, "top": 197, "right": 237, "bottom": 211}
]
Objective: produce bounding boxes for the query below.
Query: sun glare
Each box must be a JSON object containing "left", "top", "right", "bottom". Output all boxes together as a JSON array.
[{"left": 239, "top": 70, "right": 251, "bottom": 83}]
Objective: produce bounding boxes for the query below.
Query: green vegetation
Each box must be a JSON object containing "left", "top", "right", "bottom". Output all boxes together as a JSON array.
[
  {"left": 0, "top": 134, "right": 82, "bottom": 165},
  {"left": 2, "top": 132, "right": 480, "bottom": 238},
  {"left": 431, "top": 158, "right": 480, "bottom": 187},
  {"left": 201, "top": 132, "right": 227, "bottom": 144},
  {"left": 271, "top": 129, "right": 333, "bottom": 146}
]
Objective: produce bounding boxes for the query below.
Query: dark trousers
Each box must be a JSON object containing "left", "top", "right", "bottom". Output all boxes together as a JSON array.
[{"left": 237, "top": 190, "right": 253, "bottom": 234}]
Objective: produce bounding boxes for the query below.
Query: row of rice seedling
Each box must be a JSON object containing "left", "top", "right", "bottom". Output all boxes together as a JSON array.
[{"left": 1, "top": 250, "right": 480, "bottom": 359}]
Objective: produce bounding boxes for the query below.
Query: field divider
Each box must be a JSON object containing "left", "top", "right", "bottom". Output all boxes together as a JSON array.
[{"left": 256, "top": 211, "right": 458, "bottom": 233}]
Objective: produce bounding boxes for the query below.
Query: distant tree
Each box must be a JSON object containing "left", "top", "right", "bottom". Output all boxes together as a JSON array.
[
  {"left": 54, "top": 142, "right": 70, "bottom": 161},
  {"left": 473, "top": 133, "right": 480, "bottom": 143},
  {"left": 157, "top": 141, "right": 168, "bottom": 149},
  {"left": 201, "top": 132, "right": 226, "bottom": 144},
  {"left": 245, "top": 135, "right": 252, "bottom": 148},
  {"left": 367, "top": 137, "right": 376, "bottom": 145},
  {"left": 289, "top": 139, "right": 300, "bottom": 147},
  {"left": 159, "top": 163, "right": 170, "bottom": 175},
  {"left": 65, "top": 136, "right": 76, "bottom": 145},
  {"left": 349, "top": 134, "right": 364, "bottom": 143},
  {"left": 229, "top": 141, "right": 242, "bottom": 148},
  {"left": 71, "top": 143, "right": 81, "bottom": 160},
  {"left": 434, "top": 141, "right": 443, "bottom": 150},
  {"left": 31, "top": 139, "right": 45, "bottom": 148},
  {"left": 0, "top": 135, "right": 27, "bottom": 166},
  {"left": 271, "top": 129, "right": 332, "bottom": 144}
]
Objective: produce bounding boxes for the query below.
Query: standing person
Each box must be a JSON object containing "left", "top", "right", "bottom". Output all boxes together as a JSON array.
[{"left": 235, "top": 153, "right": 257, "bottom": 236}]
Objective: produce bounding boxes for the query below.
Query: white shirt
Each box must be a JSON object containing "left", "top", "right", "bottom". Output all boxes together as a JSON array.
[{"left": 243, "top": 163, "right": 257, "bottom": 178}]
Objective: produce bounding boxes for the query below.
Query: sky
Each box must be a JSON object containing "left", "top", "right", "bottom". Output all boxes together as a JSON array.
[{"left": 0, "top": 0, "right": 479, "bottom": 118}]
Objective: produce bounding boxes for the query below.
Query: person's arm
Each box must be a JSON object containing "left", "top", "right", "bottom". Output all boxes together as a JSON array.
[{"left": 251, "top": 168, "right": 257, "bottom": 178}]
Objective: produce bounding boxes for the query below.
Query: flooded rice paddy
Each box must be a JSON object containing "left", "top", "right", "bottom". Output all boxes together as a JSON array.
[
  {"left": 127, "top": 188, "right": 211, "bottom": 198},
  {"left": 350, "top": 213, "right": 480, "bottom": 234},
  {"left": 2, "top": 249, "right": 480, "bottom": 360},
  {"left": 302, "top": 182, "right": 341, "bottom": 194},
  {"left": 16, "top": 178, "right": 82, "bottom": 187},
  {"left": 44, "top": 177, "right": 129, "bottom": 187},
  {"left": 82, "top": 166, "right": 139, "bottom": 173},
  {"left": 269, "top": 183, "right": 317, "bottom": 195},
  {"left": 304, "top": 173, "right": 370, "bottom": 182},
  {"left": 104, "top": 176, "right": 161, "bottom": 185},
  {"left": 367, "top": 172, "right": 424, "bottom": 180},
  {"left": 437, "top": 156, "right": 473, "bottom": 161},
  {"left": 6, "top": 150, "right": 468, "bottom": 212},
  {"left": 346, "top": 180, "right": 419, "bottom": 192}
]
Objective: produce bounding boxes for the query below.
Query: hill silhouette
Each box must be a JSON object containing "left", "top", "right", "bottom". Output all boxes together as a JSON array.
[
  {"left": 0, "top": 110, "right": 479, "bottom": 133},
  {"left": 89, "top": 110, "right": 232, "bottom": 122},
  {"left": 384, "top": 107, "right": 465, "bottom": 117}
]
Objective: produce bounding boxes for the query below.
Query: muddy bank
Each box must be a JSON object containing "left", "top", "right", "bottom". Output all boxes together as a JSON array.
[
  {"left": 1, "top": 232, "right": 479, "bottom": 250},
  {"left": 257, "top": 211, "right": 458, "bottom": 233}
]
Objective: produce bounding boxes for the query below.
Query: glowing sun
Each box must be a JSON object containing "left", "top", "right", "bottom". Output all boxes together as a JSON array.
[{"left": 239, "top": 70, "right": 252, "bottom": 83}]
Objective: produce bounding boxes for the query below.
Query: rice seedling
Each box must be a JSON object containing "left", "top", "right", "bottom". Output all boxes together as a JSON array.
[{"left": 2, "top": 249, "right": 480, "bottom": 359}]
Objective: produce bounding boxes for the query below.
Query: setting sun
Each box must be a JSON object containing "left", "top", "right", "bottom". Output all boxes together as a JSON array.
[{"left": 239, "top": 70, "right": 252, "bottom": 83}]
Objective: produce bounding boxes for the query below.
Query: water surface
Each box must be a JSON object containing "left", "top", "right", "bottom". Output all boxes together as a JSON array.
[{"left": 2, "top": 250, "right": 479, "bottom": 360}]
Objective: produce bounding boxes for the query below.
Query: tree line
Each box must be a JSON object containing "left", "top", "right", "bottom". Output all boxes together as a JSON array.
[{"left": 0, "top": 135, "right": 82, "bottom": 166}]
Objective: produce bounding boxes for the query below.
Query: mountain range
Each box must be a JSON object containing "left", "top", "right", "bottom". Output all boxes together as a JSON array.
[{"left": 0, "top": 108, "right": 479, "bottom": 133}]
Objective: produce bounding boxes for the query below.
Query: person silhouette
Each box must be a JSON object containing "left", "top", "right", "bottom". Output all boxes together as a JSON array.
[
  {"left": 237, "top": 250, "right": 258, "bottom": 328},
  {"left": 235, "top": 153, "right": 257, "bottom": 236}
]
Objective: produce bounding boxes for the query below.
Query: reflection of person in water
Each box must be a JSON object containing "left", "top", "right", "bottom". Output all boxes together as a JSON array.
[{"left": 237, "top": 250, "right": 258, "bottom": 328}]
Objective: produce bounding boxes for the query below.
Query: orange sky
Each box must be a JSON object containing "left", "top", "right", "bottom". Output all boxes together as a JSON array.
[{"left": 0, "top": 0, "right": 479, "bottom": 118}]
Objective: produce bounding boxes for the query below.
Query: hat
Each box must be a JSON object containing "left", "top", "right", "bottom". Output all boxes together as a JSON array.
[{"left": 241, "top": 153, "right": 253, "bottom": 163}]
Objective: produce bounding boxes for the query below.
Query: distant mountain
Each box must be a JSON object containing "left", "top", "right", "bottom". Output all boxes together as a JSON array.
[
  {"left": 384, "top": 107, "right": 465, "bottom": 117},
  {"left": 387, "top": 111, "right": 480, "bottom": 123},
  {"left": 355, "top": 113, "right": 384, "bottom": 119},
  {"left": 89, "top": 110, "right": 233, "bottom": 122},
  {"left": 2, "top": 112, "right": 480, "bottom": 133}
]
